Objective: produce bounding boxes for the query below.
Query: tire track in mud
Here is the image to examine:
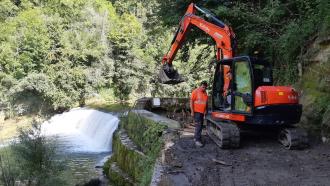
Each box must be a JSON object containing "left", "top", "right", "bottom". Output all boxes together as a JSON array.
[{"left": 163, "top": 130, "right": 330, "bottom": 186}]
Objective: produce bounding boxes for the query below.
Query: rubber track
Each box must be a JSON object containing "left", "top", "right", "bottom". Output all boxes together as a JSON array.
[
  {"left": 206, "top": 119, "right": 240, "bottom": 149},
  {"left": 279, "top": 128, "right": 309, "bottom": 150}
]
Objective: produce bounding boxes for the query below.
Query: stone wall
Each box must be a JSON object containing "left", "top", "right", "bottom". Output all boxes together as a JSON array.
[{"left": 104, "top": 110, "right": 179, "bottom": 186}]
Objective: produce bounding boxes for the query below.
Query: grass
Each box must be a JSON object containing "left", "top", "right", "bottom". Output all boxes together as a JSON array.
[
  {"left": 85, "top": 95, "right": 132, "bottom": 113},
  {"left": 86, "top": 100, "right": 131, "bottom": 112},
  {"left": 0, "top": 115, "right": 34, "bottom": 142},
  {"left": 0, "top": 146, "right": 15, "bottom": 185}
]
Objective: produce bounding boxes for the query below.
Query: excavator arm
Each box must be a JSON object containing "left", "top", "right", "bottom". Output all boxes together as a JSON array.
[{"left": 158, "top": 3, "right": 236, "bottom": 84}]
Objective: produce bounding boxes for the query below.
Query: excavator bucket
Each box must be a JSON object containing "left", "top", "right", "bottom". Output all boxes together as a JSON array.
[{"left": 158, "top": 64, "right": 184, "bottom": 84}]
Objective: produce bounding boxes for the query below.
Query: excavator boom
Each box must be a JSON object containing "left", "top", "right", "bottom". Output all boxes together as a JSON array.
[{"left": 158, "top": 3, "right": 236, "bottom": 84}]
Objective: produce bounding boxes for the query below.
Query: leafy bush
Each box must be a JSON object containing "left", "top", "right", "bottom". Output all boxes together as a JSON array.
[{"left": 0, "top": 120, "right": 66, "bottom": 186}]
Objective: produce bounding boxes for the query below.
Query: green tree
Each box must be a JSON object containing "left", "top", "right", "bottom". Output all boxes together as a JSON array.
[
  {"left": 11, "top": 121, "right": 66, "bottom": 186},
  {"left": 0, "top": 120, "right": 66, "bottom": 186},
  {"left": 109, "top": 13, "right": 144, "bottom": 100},
  {"left": 0, "top": 0, "right": 18, "bottom": 21}
]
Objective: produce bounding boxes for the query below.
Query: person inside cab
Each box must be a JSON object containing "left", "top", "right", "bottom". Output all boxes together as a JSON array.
[{"left": 223, "top": 68, "right": 232, "bottom": 108}]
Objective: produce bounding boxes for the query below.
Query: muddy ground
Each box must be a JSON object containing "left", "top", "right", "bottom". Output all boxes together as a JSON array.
[{"left": 161, "top": 125, "right": 330, "bottom": 186}]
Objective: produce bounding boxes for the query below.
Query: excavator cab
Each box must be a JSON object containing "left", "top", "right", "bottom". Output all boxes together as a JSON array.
[
  {"left": 211, "top": 55, "right": 302, "bottom": 127},
  {"left": 212, "top": 56, "right": 272, "bottom": 113}
]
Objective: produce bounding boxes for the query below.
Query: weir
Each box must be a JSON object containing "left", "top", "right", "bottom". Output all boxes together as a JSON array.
[{"left": 41, "top": 108, "right": 119, "bottom": 153}]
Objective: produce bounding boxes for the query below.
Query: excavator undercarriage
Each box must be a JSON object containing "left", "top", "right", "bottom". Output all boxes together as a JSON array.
[
  {"left": 206, "top": 117, "right": 240, "bottom": 149},
  {"left": 206, "top": 118, "right": 309, "bottom": 150},
  {"left": 278, "top": 128, "right": 309, "bottom": 149}
]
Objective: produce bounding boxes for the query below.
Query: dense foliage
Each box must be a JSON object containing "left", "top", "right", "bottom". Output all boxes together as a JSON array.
[
  {"left": 0, "top": 0, "right": 155, "bottom": 114},
  {"left": 0, "top": 0, "right": 329, "bottom": 115}
]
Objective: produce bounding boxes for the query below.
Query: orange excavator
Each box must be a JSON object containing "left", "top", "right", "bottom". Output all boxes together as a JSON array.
[{"left": 158, "top": 3, "right": 308, "bottom": 149}]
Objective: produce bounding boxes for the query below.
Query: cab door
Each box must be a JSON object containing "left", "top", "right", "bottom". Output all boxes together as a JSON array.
[{"left": 232, "top": 57, "right": 253, "bottom": 113}]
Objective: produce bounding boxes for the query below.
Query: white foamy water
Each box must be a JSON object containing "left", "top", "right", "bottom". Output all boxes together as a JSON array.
[{"left": 41, "top": 108, "right": 119, "bottom": 153}]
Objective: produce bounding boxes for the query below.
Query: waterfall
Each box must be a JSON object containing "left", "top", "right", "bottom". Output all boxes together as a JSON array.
[{"left": 41, "top": 108, "right": 119, "bottom": 153}]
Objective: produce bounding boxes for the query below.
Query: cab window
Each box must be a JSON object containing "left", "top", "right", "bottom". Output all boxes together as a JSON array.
[{"left": 234, "top": 61, "right": 252, "bottom": 112}]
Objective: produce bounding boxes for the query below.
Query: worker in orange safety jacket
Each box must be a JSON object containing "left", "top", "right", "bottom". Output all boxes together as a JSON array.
[
  {"left": 223, "top": 68, "right": 232, "bottom": 107},
  {"left": 190, "top": 81, "right": 208, "bottom": 147}
]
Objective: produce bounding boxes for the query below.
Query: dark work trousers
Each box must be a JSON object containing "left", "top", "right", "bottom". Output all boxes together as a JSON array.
[{"left": 194, "top": 112, "right": 204, "bottom": 142}]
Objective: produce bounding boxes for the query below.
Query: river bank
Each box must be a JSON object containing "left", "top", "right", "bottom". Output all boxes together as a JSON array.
[{"left": 0, "top": 102, "right": 129, "bottom": 186}]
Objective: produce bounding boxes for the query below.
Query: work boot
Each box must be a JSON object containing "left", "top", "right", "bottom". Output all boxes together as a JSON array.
[{"left": 195, "top": 140, "right": 203, "bottom": 147}]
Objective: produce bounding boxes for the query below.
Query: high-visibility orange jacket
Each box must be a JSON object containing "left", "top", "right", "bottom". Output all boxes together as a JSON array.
[
  {"left": 191, "top": 88, "right": 208, "bottom": 114},
  {"left": 223, "top": 70, "right": 232, "bottom": 96}
]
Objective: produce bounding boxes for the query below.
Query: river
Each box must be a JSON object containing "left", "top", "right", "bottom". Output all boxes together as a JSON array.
[{"left": 41, "top": 108, "right": 119, "bottom": 184}]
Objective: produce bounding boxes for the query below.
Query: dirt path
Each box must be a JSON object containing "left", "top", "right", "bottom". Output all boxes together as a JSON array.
[{"left": 162, "top": 127, "right": 330, "bottom": 186}]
